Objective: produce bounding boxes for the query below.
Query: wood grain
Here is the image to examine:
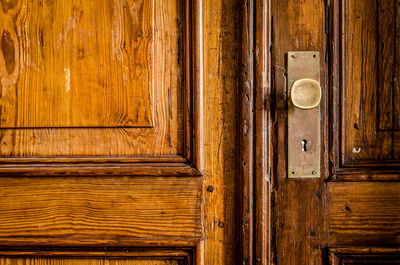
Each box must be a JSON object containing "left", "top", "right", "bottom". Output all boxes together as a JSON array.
[
  {"left": 270, "top": 0, "right": 327, "bottom": 264},
  {"left": 378, "top": 0, "right": 396, "bottom": 131},
  {"left": 201, "top": 0, "right": 239, "bottom": 263},
  {"left": 329, "top": 182, "right": 400, "bottom": 246},
  {"left": 238, "top": 0, "right": 254, "bottom": 264},
  {"left": 0, "top": 177, "right": 201, "bottom": 241},
  {"left": 254, "top": 0, "right": 271, "bottom": 263},
  {"left": 0, "top": 0, "right": 185, "bottom": 157},
  {"left": 0, "top": 0, "right": 153, "bottom": 128},
  {"left": 341, "top": 0, "right": 400, "bottom": 166},
  {"left": 0, "top": 0, "right": 241, "bottom": 264}
]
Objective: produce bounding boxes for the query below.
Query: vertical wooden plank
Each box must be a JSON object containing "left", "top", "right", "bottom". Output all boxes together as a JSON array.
[
  {"left": 255, "top": 0, "right": 271, "bottom": 263},
  {"left": 271, "top": 0, "right": 327, "bottom": 264},
  {"left": 202, "top": 0, "right": 239, "bottom": 264},
  {"left": 239, "top": 0, "right": 254, "bottom": 264}
]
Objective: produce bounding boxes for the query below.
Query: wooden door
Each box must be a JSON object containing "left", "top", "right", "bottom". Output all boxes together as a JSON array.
[
  {"left": 0, "top": 0, "right": 210, "bottom": 264},
  {"left": 0, "top": 0, "right": 241, "bottom": 263},
  {"left": 239, "top": 0, "right": 400, "bottom": 264}
]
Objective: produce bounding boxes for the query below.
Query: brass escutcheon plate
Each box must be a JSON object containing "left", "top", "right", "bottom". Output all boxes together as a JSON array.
[{"left": 287, "top": 52, "right": 321, "bottom": 178}]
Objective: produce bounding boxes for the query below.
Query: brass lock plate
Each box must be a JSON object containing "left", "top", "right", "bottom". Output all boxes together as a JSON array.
[{"left": 287, "top": 52, "right": 320, "bottom": 178}]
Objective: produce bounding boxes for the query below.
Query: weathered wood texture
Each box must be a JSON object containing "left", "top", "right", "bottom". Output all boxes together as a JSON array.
[
  {"left": 271, "top": 0, "right": 327, "bottom": 264},
  {"left": 329, "top": 182, "right": 400, "bottom": 246},
  {"left": 254, "top": 0, "right": 271, "bottom": 263},
  {"left": 0, "top": 0, "right": 185, "bottom": 157},
  {"left": 238, "top": 0, "right": 254, "bottom": 264},
  {"left": 340, "top": 0, "right": 400, "bottom": 166},
  {"left": 0, "top": 177, "right": 201, "bottom": 242},
  {"left": 239, "top": 0, "right": 271, "bottom": 264},
  {"left": 257, "top": 0, "right": 400, "bottom": 264},
  {"left": 201, "top": 0, "right": 239, "bottom": 264}
]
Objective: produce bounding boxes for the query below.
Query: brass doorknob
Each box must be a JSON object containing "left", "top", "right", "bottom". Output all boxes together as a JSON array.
[{"left": 290, "top": 78, "right": 321, "bottom": 109}]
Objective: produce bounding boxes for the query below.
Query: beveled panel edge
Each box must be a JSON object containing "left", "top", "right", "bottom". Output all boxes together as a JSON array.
[
  {"left": 329, "top": 247, "right": 400, "bottom": 265},
  {"left": 0, "top": 155, "right": 187, "bottom": 164},
  {"left": 0, "top": 245, "right": 200, "bottom": 265},
  {"left": 187, "top": 0, "right": 204, "bottom": 174},
  {"left": 0, "top": 239, "right": 203, "bottom": 265},
  {"left": 0, "top": 240, "right": 203, "bottom": 265},
  {"left": 0, "top": 155, "right": 203, "bottom": 176},
  {"left": 328, "top": 0, "right": 400, "bottom": 176},
  {"left": 0, "top": 161, "right": 202, "bottom": 177}
]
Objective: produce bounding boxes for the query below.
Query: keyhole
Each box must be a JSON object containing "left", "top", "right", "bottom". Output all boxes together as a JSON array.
[{"left": 301, "top": 139, "right": 307, "bottom": 152}]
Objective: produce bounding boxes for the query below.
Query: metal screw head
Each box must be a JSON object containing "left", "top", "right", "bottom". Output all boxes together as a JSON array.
[{"left": 312, "top": 170, "right": 318, "bottom": 175}]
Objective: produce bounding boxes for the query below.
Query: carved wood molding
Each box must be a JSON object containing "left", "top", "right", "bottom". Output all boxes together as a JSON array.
[
  {"left": 0, "top": 244, "right": 203, "bottom": 265},
  {"left": 238, "top": 0, "right": 271, "bottom": 264},
  {"left": 329, "top": 248, "right": 400, "bottom": 264}
]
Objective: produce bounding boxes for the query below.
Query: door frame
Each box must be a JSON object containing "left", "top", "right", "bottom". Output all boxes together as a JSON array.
[{"left": 238, "top": 0, "right": 271, "bottom": 264}]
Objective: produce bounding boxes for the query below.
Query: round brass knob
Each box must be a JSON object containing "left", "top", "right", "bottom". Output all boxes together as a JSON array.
[{"left": 290, "top": 78, "right": 321, "bottom": 109}]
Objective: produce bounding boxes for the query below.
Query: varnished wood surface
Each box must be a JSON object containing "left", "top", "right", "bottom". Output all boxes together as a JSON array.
[
  {"left": 378, "top": 0, "right": 397, "bottom": 131},
  {"left": 0, "top": 0, "right": 185, "bottom": 157},
  {"left": 247, "top": 0, "right": 400, "bottom": 264},
  {"left": 0, "top": 162, "right": 202, "bottom": 176},
  {"left": 254, "top": 0, "right": 271, "bottom": 263},
  {"left": 330, "top": 248, "right": 400, "bottom": 264},
  {"left": 270, "top": 0, "right": 327, "bottom": 264},
  {"left": 0, "top": 177, "right": 201, "bottom": 241},
  {"left": 341, "top": 0, "right": 400, "bottom": 166},
  {"left": 329, "top": 182, "right": 400, "bottom": 246},
  {"left": 0, "top": 0, "right": 154, "bottom": 128},
  {"left": 0, "top": 0, "right": 240, "bottom": 264},
  {"left": 201, "top": 0, "right": 239, "bottom": 264}
]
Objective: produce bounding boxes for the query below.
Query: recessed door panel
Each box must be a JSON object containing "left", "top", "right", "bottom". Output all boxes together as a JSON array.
[
  {"left": 340, "top": 0, "right": 400, "bottom": 168},
  {"left": 0, "top": 0, "right": 154, "bottom": 128}
]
